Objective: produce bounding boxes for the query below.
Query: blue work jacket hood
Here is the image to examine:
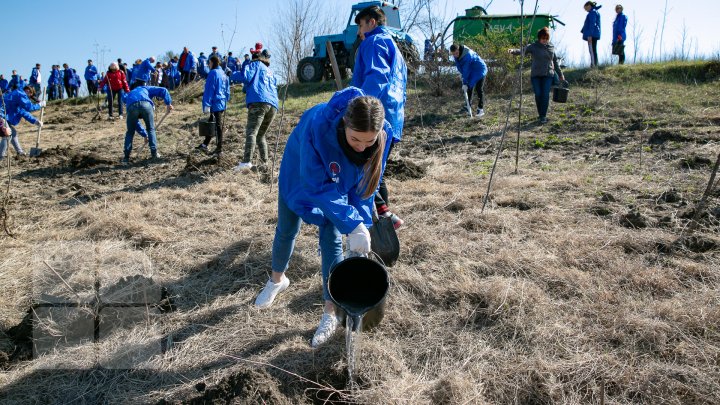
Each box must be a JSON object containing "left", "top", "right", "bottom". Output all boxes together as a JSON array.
[
  {"left": 278, "top": 87, "right": 393, "bottom": 234},
  {"left": 202, "top": 68, "right": 230, "bottom": 112},
  {"left": 454, "top": 46, "right": 488, "bottom": 88},
  {"left": 230, "top": 60, "right": 278, "bottom": 109},
  {"left": 351, "top": 25, "right": 407, "bottom": 143}
]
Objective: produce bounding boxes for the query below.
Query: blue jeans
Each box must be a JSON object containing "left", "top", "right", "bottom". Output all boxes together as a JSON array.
[
  {"left": 531, "top": 76, "right": 553, "bottom": 119},
  {"left": 124, "top": 101, "right": 157, "bottom": 157},
  {"left": 271, "top": 196, "right": 343, "bottom": 301},
  {"left": 0, "top": 125, "right": 23, "bottom": 158}
]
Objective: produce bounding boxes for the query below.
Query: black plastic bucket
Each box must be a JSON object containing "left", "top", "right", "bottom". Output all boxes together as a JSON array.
[
  {"left": 328, "top": 256, "right": 389, "bottom": 332},
  {"left": 198, "top": 116, "right": 215, "bottom": 138},
  {"left": 552, "top": 84, "right": 569, "bottom": 103}
]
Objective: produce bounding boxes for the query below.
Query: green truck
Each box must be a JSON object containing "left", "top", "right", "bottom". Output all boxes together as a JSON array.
[{"left": 447, "top": 6, "right": 565, "bottom": 45}]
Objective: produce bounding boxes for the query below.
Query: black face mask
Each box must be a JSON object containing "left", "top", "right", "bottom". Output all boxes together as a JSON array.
[{"left": 336, "top": 120, "right": 379, "bottom": 166}]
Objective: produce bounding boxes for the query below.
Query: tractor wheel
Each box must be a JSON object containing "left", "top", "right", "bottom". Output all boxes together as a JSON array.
[
  {"left": 397, "top": 41, "right": 421, "bottom": 74},
  {"left": 297, "top": 57, "right": 324, "bottom": 83}
]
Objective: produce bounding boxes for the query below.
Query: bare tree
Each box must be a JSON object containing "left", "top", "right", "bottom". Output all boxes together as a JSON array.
[
  {"left": 679, "top": 20, "right": 689, "bottom": 61},
  {"left": 273, "top": 0, "right": 343, "bottom": 83},
  {"left": 631, "top": 12, "right": 644, "bottom": 64},
  {"left": 650, "top": 21, "right": 659, "bottom": 63},
  {"left": 658, "top": 0, "right": 670, "bottom": 61}
]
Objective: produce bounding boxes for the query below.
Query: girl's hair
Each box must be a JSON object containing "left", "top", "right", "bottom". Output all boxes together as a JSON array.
[
  {"left": 584, "top": 1, "right": 597, "bottom": 7},
  {"left": 209, "top": 56, "right": 220, "bottom": 69},
  {"left": 343, "top": 96, "right": 386, "bottom": 199},
  {"left": 537, "top": 27, "right": 550, "bottom": 40},
  {"left": 23, "top": 86, "right": 35, "bottom": 97}
]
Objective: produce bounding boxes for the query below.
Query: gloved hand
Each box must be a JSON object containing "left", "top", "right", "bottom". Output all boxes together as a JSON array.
[
  {"left": 202, "top": 105, "right": 208, "bottom": 114},
  {"left": 347, "top": 223, "right": 371, "bottom": 254},
  {"left": 35, "top": 121, "right": 43, "bottom": 128},
  {"left": 39, "top": 101, "right": 46, "bottom": 108},
  {"left": 617, "top": 35, "right": 622, "bottom": 42},
  {"left": 462, "top": 84, "right": 468, "bottom": 92}
]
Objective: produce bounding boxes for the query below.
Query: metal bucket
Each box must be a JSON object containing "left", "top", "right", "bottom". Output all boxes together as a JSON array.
[
  {"left": 198, "top": 116, "right": 215, "bottom": 138},
  {"left": 552, "top": 83, "right": 569, "bottom": 103},
  {"left": 328, "top": 255, "right": 389, "bottom": 332}
]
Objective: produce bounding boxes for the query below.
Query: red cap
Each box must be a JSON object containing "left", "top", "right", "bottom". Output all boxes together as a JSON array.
[{"left": 255, "top": 42, "right": 263, "bottom": 51}]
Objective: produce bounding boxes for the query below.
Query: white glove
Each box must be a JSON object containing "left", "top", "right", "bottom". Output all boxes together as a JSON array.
[
  {"left": 202, "top": 105, "right": 208, "bottom": 114},
  {"left": 36, "top": 121, "right": 43, "bottom": 127},
  {"left": 347, "top": 223, "right": 371, "bottom": 254},
  {"left": 462, "top": 84, "right": 468, "bottom": 92},
  {"left": 39, "top": 101, "right": 47, "bottom": 108}
]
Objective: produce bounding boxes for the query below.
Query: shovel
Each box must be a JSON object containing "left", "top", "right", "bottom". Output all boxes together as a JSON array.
[
  {"left": 462, "top": 87, "right": 473, "bottom": 118},
  {"left": 29, "top": 87, "right": 46, "bottom": 157}
]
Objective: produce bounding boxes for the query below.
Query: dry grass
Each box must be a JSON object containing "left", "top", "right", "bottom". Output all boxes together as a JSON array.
[{"left": 0, "top": 62, "right": 719, "bottom": 404}]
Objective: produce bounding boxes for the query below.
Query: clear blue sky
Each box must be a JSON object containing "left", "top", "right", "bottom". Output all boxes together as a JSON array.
[{"left": 2, "top": 0, "right": 717, "bottom": 90}]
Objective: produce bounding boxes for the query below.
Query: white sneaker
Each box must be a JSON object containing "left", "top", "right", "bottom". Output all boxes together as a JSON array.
[
  {"left": 254, "top": 275, "right": 290, "bottom": 309},
  {"left": 476, "top": 108, "right": 485, "bottom": 118},
  {"left": 311, "top": 312, "right": 339, "bottom": 348},
  {"left": 233, "top": 162, "right": 253, "bottom": 172}
]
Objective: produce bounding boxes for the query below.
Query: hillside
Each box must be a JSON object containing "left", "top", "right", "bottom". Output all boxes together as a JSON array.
[{"left": 1, "top": 61, "right": 719, "bottom": 404}]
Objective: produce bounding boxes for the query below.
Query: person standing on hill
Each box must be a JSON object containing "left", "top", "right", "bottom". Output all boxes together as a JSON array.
[
  {"left": 131, "top": 57, "right": 156, "bottom": 89},
  {"left": 121, "top": 85, "right": 173, "bottom": 163},
  {"left": 352, "top": 5, "right": 407, "bottom": 230},
  {"left": 99, "top": 62, "right": 130, "bottom": 119},
  {"left": 9, "top": 70, "right": 20, "bottom": 91},
  {"left": 509, "top": 27, "right": 565, "bottom": 125},
  {"left": 253, "top": 88, "right": 392, "bottom": 348},
  {"left": 0, "top": 75, "right": 8, "bottom": 93},
  {"left": 1, "top": 86, "right": 44, "bottom": 161},
  {"left": 48, "top": 66, "right": 62, "bottom": 100},
  {"left": 62, "top": 64, "right": 74, "bottom": 97},
  {"left": 612, "top": 4, "right": 628, "bottom": 65},
  {"left": 197, "top": 56, "right": 230, "bottom": 158},
  {"left": 197, "top": 52, "right": 209, "bottom": 79},
  {"left": 582, "top": 1, "right": 602, "bottom": 68},
  {"left": 85, "top": 60, "right": 99, "bottom": 95},
  {"left": 450, "top": 44, "right": 488, "bottom": 118},
  {"left": 182, "top": 50, "right": 196, "bottom": 85},
  {"left": 29, "top": 64, "right": 41, "bottom": 96},
  {"left": 230, "top": 51, "right": 278, "bottom": 172}
]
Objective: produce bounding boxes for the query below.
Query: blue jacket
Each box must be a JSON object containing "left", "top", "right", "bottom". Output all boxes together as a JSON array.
[
  {"left": 2, "top": 89, "right": 41, "bottom": 126},
  {"left": 183, "top": 52, "right": 197, "bottom": 72},
  {"left": 123, "top": 85, "right": 172, "bottom": 106},
  {"left": 581, "top": 5, "right": 602, "bottom": 40},
  {"left": 227, "top": 56, "right": 238, "bottom": 72},
  {"left": 0, "top": 78, "right": 8, "bottom": 92},
  {"left": 230, "top": 60, "right": 278, "bottom": 109},
  {"left": 241, "top": 59, "right": 250, "bottom": 71},
  {"left": 69, "top": 69, "right": 81, "bottom": 88},
  {"left": 63, "top": 68, "right": 74, "bottom": 84},
  {"left": 613, "top": 12, "right": 627, "bottom": 43},
  {"left": 132, "top": 58, "right": 154, "bottom": 83},
  {"left": 202, "top": 68, "right": 230, "bottom": 112},
  {"left": 30, "top": 68, "right": 40, "bottom": 85},
  {"left": 84, "top": 65, "right": 99, "bottom": 82},
  {"left": 453, "top": 46, "right": 487, "bottom": 88},
  {"left": 279, "top": 87, "right": 393, "bottom": 234},
  {"left": 9, "top": 75, "right": 20, "bottom": 90},
  {"left": 351, "top": 25, "right": 407, "bottom": 143},
  {"left": 197, "top": 55, "right": 209, "bottom": 78},
  {"left": 48, "top": 69, "right": 62, "bottom": 86}
]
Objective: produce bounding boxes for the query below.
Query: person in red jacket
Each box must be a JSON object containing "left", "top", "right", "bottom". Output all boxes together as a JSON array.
[{"left": 99, "top": 62, "right": 130, "bottom": 119}]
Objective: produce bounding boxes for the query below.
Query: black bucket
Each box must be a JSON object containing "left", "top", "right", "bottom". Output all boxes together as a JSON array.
[
  {"left": 328, "top": 256, "right": 389, "bottom": 332},
  {"left": 552, "top": 82, "right": 569, "bottom": 103},
  {"left": 198, "top": 115, "right": 215, "bottom": 138}
]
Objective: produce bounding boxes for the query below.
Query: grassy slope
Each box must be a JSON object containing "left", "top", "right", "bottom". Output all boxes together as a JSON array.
[{"left": 0, "top": 61, "right": 718, "bottom": 404}]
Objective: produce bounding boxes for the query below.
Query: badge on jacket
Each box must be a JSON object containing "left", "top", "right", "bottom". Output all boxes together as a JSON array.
[{"left": 329, "top": 162, "right": 341, "bottom": 183}]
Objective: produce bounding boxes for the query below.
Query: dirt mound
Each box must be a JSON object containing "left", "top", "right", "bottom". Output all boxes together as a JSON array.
[
  {"left": 70, "top": 153, "right": 116, "bottom": 169},
  {"left": 656, "top": 189, "right": 683, "bottom": 203},
  {"left": 384, "top": 159, "right": 426, "bottom": 180},
  {"left": 605, "top": 134, "right": 621, "bottom": 144},
  {"left": 496, "top": 200, "right": 534, "bottom": 211},
  {"left": 680, "top": 155, "right": 713, "bottom": 169},
  {"left": 648, "top": 130, "right": 687, "bottom": 144},
  {"left": 157, "top": 369, "right": 289, "bottom": 405},
  {"left": 620, "top": 210, "right": 649, "bottom": 228},
  {"left": 38, "top": 145, "right": 74, "bottom": 158}
]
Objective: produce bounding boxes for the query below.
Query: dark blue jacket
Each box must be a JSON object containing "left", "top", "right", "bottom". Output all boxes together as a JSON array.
[
  {"left": 132, "top": 58, "right": 155, "bottom": 83},
  {"left": 230, "top": 60, "right": 278, "bottom": 109},
  {"left": 279, "top": 87, "right": 392, "bottom": 234},
  {"left": 69, "top": 69, "right": 81, "bottom": 88},
  {"left": 453, "top": 46, "right": 487, "bottom": 88},
  {"left": 84, "top": 65, "right": 99, "bottom": 82},
  {"left": 613, "top": 12, "right": 627, "bottom": 43},
  {"left": 202, "top": 68, "right": 230, "bottom": 112},
  {"left": 197, "top": 55, "right": 209, "bottom": 78},
  {"left": 227, "top": 56, "right": 238, "bottom": 72},
  {"left": 9, "top": 75, "right": 20, "bottom": 90},
  {"left": 351, "top": 25, "right": 407, "bottom": 143},
  {"left": 0, "top": 78, "right": 8, "bottom": 93},
  {"left": 63, "top": 68, "right": 73, "bottom": 85},
  {"left": 48, "top": 69, "right": 62, "bottom": 86},
  {"left": 123, "top": 86, "right": 172, "bottom": 106},
  {"left": 2, "top": 89, "right": 41, "bottom": 126},
  {"left": 582, "top": 5, "right": 602, "bottom": 40},
  {"left": 30, "top": 68, "right": 40, "bottom": 85}
]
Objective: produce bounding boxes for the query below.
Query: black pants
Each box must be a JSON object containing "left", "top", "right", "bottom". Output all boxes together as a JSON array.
[
  {"left": 615, "top": 40, "right": 626, "bottom": 64},
  {"left": 202, "top": 111, "right": 225, "bottom": 152},
  {"left": 87, "top": 80, "right": 98, "bottom": 95},
  {"left": 587, "top": 38, "right": 599, "bottom": 67},
  {"left": 374, "top": 142, "right": 395, "bottom": 208},
  {"left": 65, "top": 84, "right": 74, "bottom": 98},
  {"left": 466, "top": 77, "right": 485, "bottom": 109},
  {"left": 181, "top": 70, "right": 189, "bottom": 85}
]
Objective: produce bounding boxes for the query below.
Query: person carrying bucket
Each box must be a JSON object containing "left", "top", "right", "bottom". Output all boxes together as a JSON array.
[
  {"left": 509, "top": 27, "right": 565, "bottom": 124},
  {"left": 253, "top": 87, "right": 392, "bottom": 348}
]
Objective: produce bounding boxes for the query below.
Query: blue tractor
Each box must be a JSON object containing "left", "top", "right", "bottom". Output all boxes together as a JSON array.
[{"left": 296, "top": 1, "right": 419, "bottom": 83}]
